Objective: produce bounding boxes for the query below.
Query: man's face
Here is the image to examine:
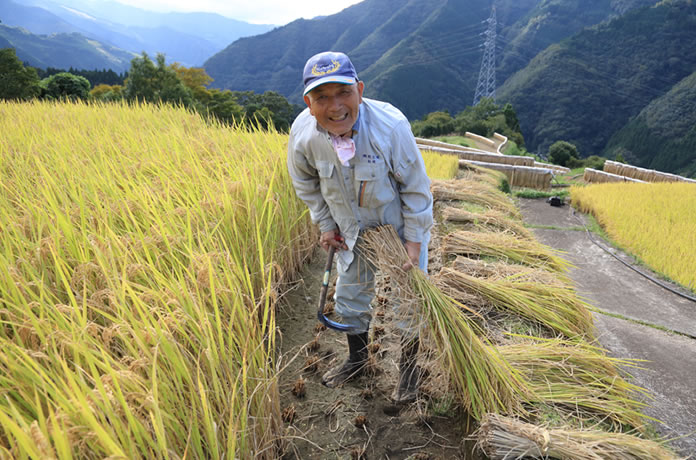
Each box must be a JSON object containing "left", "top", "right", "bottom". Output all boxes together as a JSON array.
[{"left": 303, "top": 81, "right": 364, "bottom": 136}]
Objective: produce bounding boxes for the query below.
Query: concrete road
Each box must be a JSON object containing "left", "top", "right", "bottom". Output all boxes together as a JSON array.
[{"left": 519, "top": 198, "right": 696, "bottom": 456}]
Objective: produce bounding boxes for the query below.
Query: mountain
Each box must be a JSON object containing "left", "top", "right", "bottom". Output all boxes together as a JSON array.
[
  {"left": 203, "top": 0, "right": 658, "bottom": 118},
  {"left": 1, "top": 0, "right": 275, "bottom": 67},
  {"left": 497, "top": 0, "right": 657, "bottom": 83},
  {"left": 0, "top": 23, "right": 135, "bottom": 72},
  {"left": 497, "top": 0, "right": 696, "bottom": 157},
  {"left": 204, "top": 0, "right": 498, "bottom": 117},
  {"left": 605, "top": 70, "right": 696, "bottom": 177}
]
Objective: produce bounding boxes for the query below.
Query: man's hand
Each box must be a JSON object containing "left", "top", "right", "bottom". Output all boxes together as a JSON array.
[
  {"left": 402, "top": 240, "right": 421, "bottom": 272},
  {"left": 320, "top": 229, "right": 348, "bottom": 252}
]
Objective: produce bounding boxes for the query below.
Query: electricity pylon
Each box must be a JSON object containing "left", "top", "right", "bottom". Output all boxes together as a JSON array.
[{"left": 473, "top": 6, "right": 497, "bottom": 106}]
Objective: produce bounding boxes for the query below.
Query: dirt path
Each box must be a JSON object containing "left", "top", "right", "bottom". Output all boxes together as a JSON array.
[
  {"left": 518, "top": 198, "right": 696, "bottom": 456},
  {"left": 276, "top": 247, "right": 477, "bottom": 460}
]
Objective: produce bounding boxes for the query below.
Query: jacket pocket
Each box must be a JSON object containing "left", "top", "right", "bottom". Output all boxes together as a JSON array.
[
  {"left": 354, "top": 162, "right": 396, "bottom": 208},
  {"left": 316, "top": 160, "right": 342, "bottom": 204}
]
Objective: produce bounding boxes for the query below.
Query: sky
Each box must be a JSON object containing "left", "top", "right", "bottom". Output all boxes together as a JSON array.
[{"left": 113, "top": 0, "right": 365, "bottom": 25}]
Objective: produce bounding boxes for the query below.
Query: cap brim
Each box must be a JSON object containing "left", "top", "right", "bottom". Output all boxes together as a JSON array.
[{"left": 303, "top": 76, "right": 357, "bottom": 96}]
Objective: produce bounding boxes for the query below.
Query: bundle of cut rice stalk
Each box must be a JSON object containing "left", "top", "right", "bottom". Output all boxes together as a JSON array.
[
  {"left": 452, "top": 257, "right": 569, "bottom": 286},
  {"left": 500, "top": 338, "right": 650, "bottom": 429},
  {"left": 477, "top": 413, "right": 682, "bottom": 460},
  {"left": 442, "top": 207, "right": 533, "bottom": 239},
  {"left": 439, "top": 268, "right": 593, "bottom": 339},
  {"left": 443, "top": 230, "right": 569, "bottom": 272},
  {"left": 361, "top": 225, "right": 530, "bottom": 419},
  {"left": 431, "top": 179, "right": 520, "bottom": 218},
  {"left": 461, "top": 163, "right": 510, "bottom": 189}
]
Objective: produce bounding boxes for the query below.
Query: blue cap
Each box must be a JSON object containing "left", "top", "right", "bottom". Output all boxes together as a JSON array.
[{"left": 303, "top": 51, "right": 358, "bottom": 96}]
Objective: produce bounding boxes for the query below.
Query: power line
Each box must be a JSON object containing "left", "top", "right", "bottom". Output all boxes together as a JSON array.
[{"left": 473, "top": 6, "right": 497, "bottom": 105}]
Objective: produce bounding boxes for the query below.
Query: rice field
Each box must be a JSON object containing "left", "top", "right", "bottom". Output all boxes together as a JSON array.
[
  {"left": 571, "top": 182, "right": 696, "bottom": 292},
  {"left": 0, "top": 100, "right": 315, "bottom": 458},
  {"left": 421, "top": 149, "right": 460, "bottom": 179}
]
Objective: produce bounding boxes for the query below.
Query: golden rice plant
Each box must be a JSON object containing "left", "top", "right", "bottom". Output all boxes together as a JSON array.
[
  {"left": 442, "top": 230, "right": 570, "bottom": 272},
  {"left": 571, "top": 182, "right": 696, "bottom": 292},
  {"left": 439, "top": 268, "right": 594, "bottom": 339},
  {"left": 361, "top": 226, "right": 531, "bottom": 419},
  {"left": 499, "top": 337, "right": 650, "bottom": 429},
  {"left": 431, "top": 179, "right": 520, "bottom": 218},
  {"left": 463, "top": 163, "right": 510, "bottom": 189},
  {"left": 477, "top": 413, "right": 682, "bottom": 460},
  {"left": 421, "top": 149, "right": 460, "bottom": 179},
  {"left": 451, "top": 257, "right": 568, "bottom": 286},
  {"left": 0, "top": 100, "right": 315, "bottom": 458},
  {"left": 442, "top": 206, "right": 533, "bottom": 239}
]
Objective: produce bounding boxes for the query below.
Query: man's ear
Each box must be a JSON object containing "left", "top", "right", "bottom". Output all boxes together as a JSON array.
[
  {"left": 303, "top": 94, "right": 314, "bottom": 115},
  {"left": 357, "top": 81, "right": 365, "bottom": 103}
]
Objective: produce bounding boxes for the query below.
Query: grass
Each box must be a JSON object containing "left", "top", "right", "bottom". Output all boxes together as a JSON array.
[
  {"left": 514, "top": 188, "right": 569, "bottom": 199},
  {"left": 572, "top": 182, "right": 696, "bottom": 292},
  {"left": 433, "top": 135, "right": 473, "bottom": 147},
  {"left": 0, "top": 100, "right": 315, "bottom": 458}
]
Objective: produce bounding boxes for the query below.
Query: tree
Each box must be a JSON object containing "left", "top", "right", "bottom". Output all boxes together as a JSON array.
[
  {"left": 90, "top": 83, "right": 123, "bottom": 101},
  {"left": 548, "top": 141, "right": 580, "bottom": 167},
  {"left": 0, "top": 48, "right": 41, "bottom": 100},
  {"left": 41, "top": 72, "right": 91, "bottom": 100},
  {"left": 411, "top": 111, "right": 455, "bottom": 137},
  {"left": 124, "top": 52, "right": 193, "bottom": 106},
  {"left": 205, "top": 89, "right": 244, "bottom": 126},
  {"left": 230, "top": 90, "right": 298, "bottom": 131}
]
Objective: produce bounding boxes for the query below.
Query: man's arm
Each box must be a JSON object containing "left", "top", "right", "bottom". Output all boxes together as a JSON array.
[{"left": 287, "top": 130, "right": 337, "bottom": 234}]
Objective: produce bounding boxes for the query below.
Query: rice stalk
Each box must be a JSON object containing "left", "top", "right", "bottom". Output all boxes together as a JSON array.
[
  {"left": 477, "top": 413, "right": 682, "bottom": 460},
  {"left": 438, "top": 268, "right": 594, "bottom": 339},
  {"left": 451, "top": 257, "right": 569, "bottom": 286},
  {"left": 442, "top": 230, "right": 570, "bottom": 272},
  {"left": 0, "top": 100, "right": 313, "bottom": 458},
  {"left": 499, "top": 337, "right": 651, "bottom": 429},
  {"left": 361, "top": 225, "right": 531, "bottom": 419},
  {"left": 431, "top": 179, "right": 519, "bottom": 218},
  {"left": 442, "top": 207, "right": 533, "bottom": 239}
]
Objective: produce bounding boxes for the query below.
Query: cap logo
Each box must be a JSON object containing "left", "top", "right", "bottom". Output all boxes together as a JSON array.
[{"left": 311, "top": 59, "right": 341, "bottom": 76}]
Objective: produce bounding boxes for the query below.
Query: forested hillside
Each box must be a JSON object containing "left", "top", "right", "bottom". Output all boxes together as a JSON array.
[
  {"left": 1, "top": 0, "right": 274, "bottom": 67},
  {"left": 497, "top": 0, "right": 696, "bottom": 158},
  {"left": 0, "top": 23, "right": 135, "bottom": 72},
  {"left": 605, "top": 70, "right": 696, "bottom": 177},
  {"left": 497, "top": 0, "right": 656, "bottom": 83}
]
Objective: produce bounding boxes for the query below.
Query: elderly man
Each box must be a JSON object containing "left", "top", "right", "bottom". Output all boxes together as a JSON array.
[{"left": 287, "top": 51, "right": 433, "bottom": 403}]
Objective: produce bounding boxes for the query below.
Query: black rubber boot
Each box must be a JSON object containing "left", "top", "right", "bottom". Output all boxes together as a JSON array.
[
  {"left": 391, "top": 337, "right": 420, "bottom": 403},
  {"left": 321, "top": 332, "right": 368, "bottom": 388}
]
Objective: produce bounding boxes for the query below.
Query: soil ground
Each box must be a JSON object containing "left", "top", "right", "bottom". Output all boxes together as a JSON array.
[
  {"left": 276, "top": 246, "right": 478, "bottom": 460},
  {"left": 518, "top": 197, "right": 696, "bottom": 456}
]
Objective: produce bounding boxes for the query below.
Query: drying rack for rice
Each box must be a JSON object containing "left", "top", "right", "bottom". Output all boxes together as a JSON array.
[
  {"left": 415, "top": 137, "right": 494, "bottom": 155},
  {"left": 493, "top": 132, "right": 508, "bottom": 154},
  {"left": 534, "top": 161, "right": 571, "bottom": 174},
  {"left": 603, "top": 160, "right": 696, "bottom": 184},
  {"left": 583, "top": 168, "right": 646, "bottom": 184},
  {"left": 461, "top": 161, "right": 554, "bottom": 190}
]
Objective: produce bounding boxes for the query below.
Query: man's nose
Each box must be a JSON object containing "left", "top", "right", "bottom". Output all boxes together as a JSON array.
[{"left": 328, "top": 96, "right": 341, "bottom": 110}]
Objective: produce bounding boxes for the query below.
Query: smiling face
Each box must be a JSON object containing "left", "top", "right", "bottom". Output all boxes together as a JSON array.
[{"left": 303, "top": 81, "right": 364, "bottom": 137}]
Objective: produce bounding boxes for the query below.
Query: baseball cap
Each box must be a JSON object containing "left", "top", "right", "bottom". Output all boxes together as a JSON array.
[{"left": 302, "top": 51, "right": 358, "bottom": 96}]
